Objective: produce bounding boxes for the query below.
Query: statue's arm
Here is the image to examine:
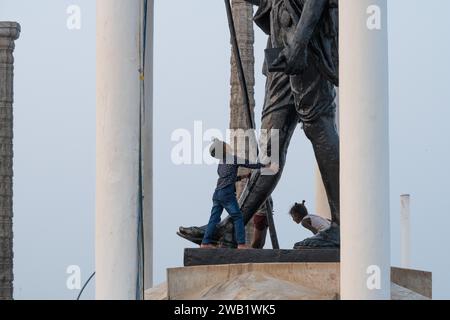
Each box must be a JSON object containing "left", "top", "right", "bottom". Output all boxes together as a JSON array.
[
  {"left": 272, "top": 0, "right": 329, "bottom": 74},
  {"left": 291, "top": 0, "right": 328, "bottom": 48},
  {"left": 243, "top": 0, "right": 261, "bottom": 6}
]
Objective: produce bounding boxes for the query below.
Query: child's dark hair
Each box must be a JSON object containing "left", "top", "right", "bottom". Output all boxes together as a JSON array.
[
  {"left": 289, "top": 200, "right": 308, "bottom": 219},
  {"left": 209, "top": 139, "right": 226, "bottom": 159}
]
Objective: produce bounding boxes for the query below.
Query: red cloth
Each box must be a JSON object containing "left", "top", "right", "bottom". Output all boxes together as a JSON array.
[{"left": 253, "top": 213, "right": 268, "bottom": 231}]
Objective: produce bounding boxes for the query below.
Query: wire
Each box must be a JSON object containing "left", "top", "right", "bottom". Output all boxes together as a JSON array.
[
  {"left": 135, "top": 0, "right": 149, "bottom": 301},
  {"left": 76, "top": 272, "right": 96, "bottom": 300}
]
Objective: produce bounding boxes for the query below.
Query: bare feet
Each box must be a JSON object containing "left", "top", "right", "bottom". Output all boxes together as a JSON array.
[
  {"left": 237, "top": 244, "right": 250, "bottom": 250},
  {"left": 200, "top": 244, "right": 216, "bottom": 249}
]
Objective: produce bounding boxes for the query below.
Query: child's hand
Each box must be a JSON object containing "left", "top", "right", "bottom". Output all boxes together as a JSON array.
[
  {"left": 270, "top": 163, "right": 280, "bottom": 172},
  {"left": 262, "top": 163, "right": 280, "bottom": 175}
]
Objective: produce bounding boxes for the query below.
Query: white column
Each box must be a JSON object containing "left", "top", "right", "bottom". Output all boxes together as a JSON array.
[
  {"left": 400, "top": 194, "right": 411, "bottom": 268},
  {"left": 340, "top": 0, "right": 391, "bottom": 300},
  {"left": 143, "top": 0, "right": 154, "bottom": 290},
  {"left": 96, "top": 0, "right": 153, "bottom": 299}
]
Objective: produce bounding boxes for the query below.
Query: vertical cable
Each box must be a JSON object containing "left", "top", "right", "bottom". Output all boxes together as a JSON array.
[{"left": 136, "top": 0, "right": 148, "bottom": 301}]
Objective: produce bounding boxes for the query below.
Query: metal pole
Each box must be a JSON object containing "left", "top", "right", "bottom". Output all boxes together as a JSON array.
[
  {"left": 400, "top": 194, "right": 411, "bottom": 268},
  {"left": 224, "top": 0, "right": 255, "bottom": 129},
  {"left": 264, "top": 200, "right": 280, "bottom": 249}
]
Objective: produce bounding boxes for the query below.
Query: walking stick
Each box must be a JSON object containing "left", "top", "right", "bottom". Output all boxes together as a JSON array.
[{"left": 224, "top": 0, "right": 280, "bottom": 249}]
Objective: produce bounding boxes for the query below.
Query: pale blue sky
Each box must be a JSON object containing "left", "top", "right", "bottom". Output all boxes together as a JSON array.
[{"left": 1, "top": 0, "right": 449, "bottom": 299}]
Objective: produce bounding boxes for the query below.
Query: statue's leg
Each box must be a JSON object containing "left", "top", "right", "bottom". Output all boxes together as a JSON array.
[
  {"left": 304, "top": 112, "right": 340, "bottom": 225},
  {"left": 290, "top": 59, "right": 341, "bottom": 248},
  {"left": 292, "top": 112, "right": 340, "bottom": 248}
]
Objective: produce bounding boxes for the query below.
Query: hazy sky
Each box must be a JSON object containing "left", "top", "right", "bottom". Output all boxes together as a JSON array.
[{"left": 1, "top": 0, "right": 449, "bottom": 299}]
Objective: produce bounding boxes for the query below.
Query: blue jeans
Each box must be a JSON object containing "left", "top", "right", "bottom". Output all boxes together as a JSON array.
[{"left": 202, "top": 185, "right": 246, "bottom": 245}]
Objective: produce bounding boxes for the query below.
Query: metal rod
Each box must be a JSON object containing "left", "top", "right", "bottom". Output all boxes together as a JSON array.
[
  {"left": 265, "top": 199, "right": 280, "bottom": 249},
  {"left": 224, "top": 0, "right": 255, "bottom": 129},
  {"left": 224, "top": 0, "right": 279, "bottom": 247}
]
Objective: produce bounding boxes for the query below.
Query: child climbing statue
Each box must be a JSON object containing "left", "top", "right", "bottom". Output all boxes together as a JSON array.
[{"left": 201, "top": 139, "right": 275, "bottom": 249}]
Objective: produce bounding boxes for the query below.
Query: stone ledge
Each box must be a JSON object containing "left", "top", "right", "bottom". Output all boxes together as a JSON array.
[
  {"left": 157, "top": 262, "right": 432, "bottom": 300},
  {"left": 184, "top": 248, "right": 340, "bottom": 267},
  {"left": 391, "top": 267, "right": 432, "bottom": 299}
]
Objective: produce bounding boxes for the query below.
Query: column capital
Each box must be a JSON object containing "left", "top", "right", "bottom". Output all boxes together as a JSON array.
[
  {"left": 0, "top": 22, "right": 20, "bottom": 65},
  {"left": 0, "top": 22, "right": 21, "bottom": 41}
]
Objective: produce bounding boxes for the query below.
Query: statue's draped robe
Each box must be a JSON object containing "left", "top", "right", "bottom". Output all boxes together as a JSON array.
[{"left": 255, "top": 0, "right": 338, "bottom": 123}]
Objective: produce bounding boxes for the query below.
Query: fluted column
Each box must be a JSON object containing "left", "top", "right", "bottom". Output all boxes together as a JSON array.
[
  {"left": 0, "top": 22, "right": 20, "bottom": 301},
  {"left": 228, "top": 1, "right": 255, "bottom": 244}
]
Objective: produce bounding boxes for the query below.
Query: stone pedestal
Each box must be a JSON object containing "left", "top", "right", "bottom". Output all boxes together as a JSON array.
[
  {"left": 146, "top": 249, "right": 432, "bottom": 300},
  {"left": 0, "top": 21, "right": 20, "bottom": 301},
  {"left": 146, "top": 263, "right": 432, "bottom": 300}
]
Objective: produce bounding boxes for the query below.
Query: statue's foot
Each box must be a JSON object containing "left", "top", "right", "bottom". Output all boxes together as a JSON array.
[
  {"left": 177, "top": 226, "right": 207, "bottom": 245},
  {"left": 176, "top": 231, "right": 203, "bottom": 245},
  {"left": 179, "top": 226, "right": 206, "bottom": 238},
  {"left": 294, "top": 224, "right": 340, "bottom": 249},
  {"left": 177, "top": 224, "right": 238, "bottom": 248}
]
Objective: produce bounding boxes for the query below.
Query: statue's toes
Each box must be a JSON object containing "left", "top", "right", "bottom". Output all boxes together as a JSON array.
[
  {"left": 178, "top": 226, "right": 204, "bottom": 238},
  {"left": 176, "top": 231, "right": 203, "bottom": 245},
  {"left": 179, "top": 226, "right": 190, "bottom": 234},
  {"left": 294, "top": 239, "right": 318, "bottom": 249}
]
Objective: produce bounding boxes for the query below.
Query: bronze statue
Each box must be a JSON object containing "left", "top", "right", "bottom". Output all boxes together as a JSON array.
[{"left": 178, "top": 0, "right": 340, "bottom": 248}]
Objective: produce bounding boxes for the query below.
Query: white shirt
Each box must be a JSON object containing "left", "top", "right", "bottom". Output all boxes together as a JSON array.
[{"left": 302, "top": 214, "right": 331, "bottom": 232}]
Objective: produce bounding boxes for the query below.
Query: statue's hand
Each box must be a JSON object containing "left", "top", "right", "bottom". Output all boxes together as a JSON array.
[{"left": 272, "top": 43, "right": 308, "bottom": 75}]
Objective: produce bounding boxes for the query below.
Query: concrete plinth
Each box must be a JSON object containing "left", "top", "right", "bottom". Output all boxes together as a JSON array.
[{"left": 146, "top": 263, "right": 432, "bottom": 300}]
